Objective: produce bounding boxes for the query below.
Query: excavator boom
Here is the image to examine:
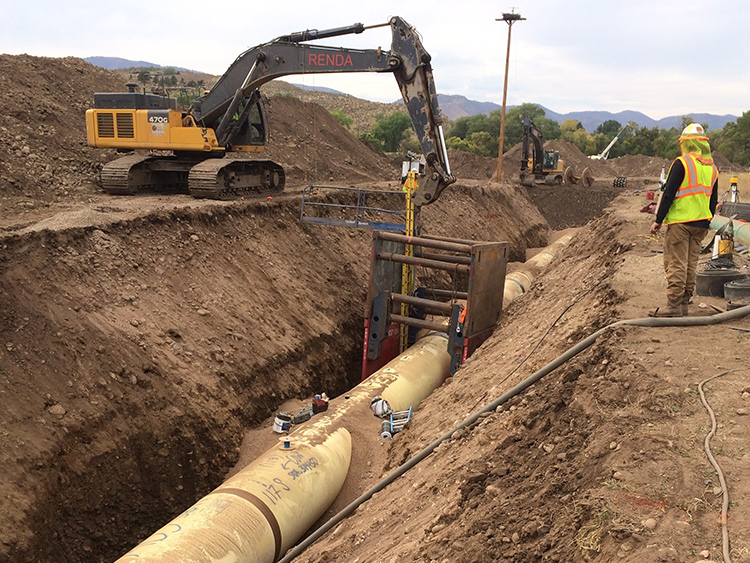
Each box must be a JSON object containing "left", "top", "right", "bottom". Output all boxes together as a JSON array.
[{"left": 192, "top": 16, "right": 453, "bottom": 205}]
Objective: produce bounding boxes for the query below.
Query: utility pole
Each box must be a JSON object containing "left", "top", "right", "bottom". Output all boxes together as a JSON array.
[{"left": 493, "top": 10, "right": 525, "bottom": 182}]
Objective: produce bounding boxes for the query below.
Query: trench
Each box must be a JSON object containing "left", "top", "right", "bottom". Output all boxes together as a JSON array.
[
  {"left": 0, "top": 183, "right": 572, "bottom": 563},
  {"left": 24, "top": 319, "right": 365, "bottom": 562}
]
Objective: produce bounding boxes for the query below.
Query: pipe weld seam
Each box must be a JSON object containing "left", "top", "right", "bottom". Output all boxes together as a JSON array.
[
  {"left": 506, "top": 276, "right": 526, "bottom": 293},
  {"left": 210, "top": 487, "right": 282, "bottom": 561}
]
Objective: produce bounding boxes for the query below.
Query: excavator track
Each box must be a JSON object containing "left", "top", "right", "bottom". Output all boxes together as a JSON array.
[
  {"left": 100, "top": 154, "right": 157, "bottom": 195},
  {"left": 100, "top": 153, "right": 191, "bottom": 195},
  {"left": 187, "top": 158, "right": 285, "bottom": 200}
]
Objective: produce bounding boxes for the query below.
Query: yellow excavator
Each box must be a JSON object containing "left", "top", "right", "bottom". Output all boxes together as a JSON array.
[
  {"left": 518, "top": 117, "right": 565, "bottom": 186},
  {"left": 86, "top": 16, "right": 454, "bottom": 204}
]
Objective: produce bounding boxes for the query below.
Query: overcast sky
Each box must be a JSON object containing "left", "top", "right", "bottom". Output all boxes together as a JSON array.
[{"left": 2, "top": 0, "right": 747, "bottom": 120}]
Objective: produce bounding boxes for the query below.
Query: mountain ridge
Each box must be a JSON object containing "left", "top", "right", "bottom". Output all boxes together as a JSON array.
[{"left": 437, "top": 94, "right": 738, "bottom": 132}]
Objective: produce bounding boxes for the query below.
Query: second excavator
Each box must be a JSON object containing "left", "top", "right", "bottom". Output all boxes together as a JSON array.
[{"left": 86, "top": 16, "right": 454, "bottom": 205}]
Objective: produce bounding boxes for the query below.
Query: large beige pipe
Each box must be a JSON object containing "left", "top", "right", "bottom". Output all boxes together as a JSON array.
[
  {"left": 114, "top": 334, "right": 451, "bottom": 563},
  {"left": 115, "top": 428, "right": 351, "bottom": 563},
  {"left": 503, "top": 235, "right": 573, "bottom": 305}
]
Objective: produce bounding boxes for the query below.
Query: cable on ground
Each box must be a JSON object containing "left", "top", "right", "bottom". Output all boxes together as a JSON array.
[{"left": 698, "top": 369, "right": 740, "bottom": 563}]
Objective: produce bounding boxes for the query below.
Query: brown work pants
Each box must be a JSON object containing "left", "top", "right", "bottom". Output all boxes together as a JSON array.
[{"left": 663, "top": 223, "right": 708, "bottom": 307}]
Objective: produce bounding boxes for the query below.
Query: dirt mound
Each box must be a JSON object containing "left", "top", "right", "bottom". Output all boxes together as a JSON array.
[
  {"left": 0, "top": 55, "right": 126, "bottom": 201},
  {"left": 524, "top": 184, "right": 623, "bottom": 230},
  {"left": 607, "top": 154, "right": 671, "bottom": 177},
  {"left": 446, "top": 149, "right": 497, "bottom": 181},
  {"left": 261, "top": 94, "right": 394, "bottom": 185},
  {"left": 261, "top": 81, "right": 404, "bottom": 137},
  {"left": 713, "top": 150, "right": 744, "bottom": 172}
]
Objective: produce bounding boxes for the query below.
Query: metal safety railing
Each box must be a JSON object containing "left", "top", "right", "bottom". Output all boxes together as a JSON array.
[{"left": 300, "top": 185, "right": 407, "bottom": 232}]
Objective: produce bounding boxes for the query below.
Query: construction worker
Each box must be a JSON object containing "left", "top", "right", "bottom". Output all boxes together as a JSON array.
[{"left": 649, "top": 123, "right": 719, "bottom": 317}]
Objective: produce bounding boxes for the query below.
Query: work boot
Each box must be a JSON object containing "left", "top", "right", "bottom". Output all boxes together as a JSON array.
[
  {"left": 648, "top": 305, "right": 683, "bottom": 318},
  {"left": 681, "top": 293, "right": 692, "bottom": 316}
]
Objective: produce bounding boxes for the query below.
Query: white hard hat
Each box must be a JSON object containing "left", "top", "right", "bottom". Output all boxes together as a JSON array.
[{"left": 680, "top": 123, "right": 706, "bottom": 138}]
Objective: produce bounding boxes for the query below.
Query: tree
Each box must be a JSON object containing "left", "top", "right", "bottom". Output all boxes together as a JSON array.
[
  {"left": 595, "top": 119, "right": 622, "bottom": 137},
  {"left": 680, "top": 115, "right": 694, "bottom": 130},
  {"left": 445, "top": 131, "right": 494, "bottom": 157},
  {"left": 330, "top": 110, "right": 354, "bottom": 130},
  {"left": 718, "top": 111, "right": 750, "bottom": 166},
  {"left": 136, "top": 70, "right": 151, "bottom": 86},
  {"left": 502, "top": 104, "right": 560, "bottom": 152},
  {"left": 363, "top": 112, "right": 414, "bottom": 152}
]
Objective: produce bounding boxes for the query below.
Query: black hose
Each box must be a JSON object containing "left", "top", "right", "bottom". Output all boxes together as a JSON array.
[
  {"left": 699, "top": 369, "right": 739, "bottom": 563},
  {"left": 277, "top": 304, "right": 750, "bottom": 563}
]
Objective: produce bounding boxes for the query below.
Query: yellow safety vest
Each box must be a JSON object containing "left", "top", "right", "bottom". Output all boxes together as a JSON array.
[{"left": 663, "top": 153, "right": 717, "bottom": 225}]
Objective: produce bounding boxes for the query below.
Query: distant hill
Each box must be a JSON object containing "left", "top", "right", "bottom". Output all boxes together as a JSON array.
[
  {"left": 291, "top": 83, "right": 346, "bottom": 95},
  {"left": 436, "top": 94, "right": 737, "bottom": 132},
  {"left": 436, "top": 94, "right": 503, "bottom": 120},
  {"left": 84, "top": 56, "right": 196, "bottom": 73}
]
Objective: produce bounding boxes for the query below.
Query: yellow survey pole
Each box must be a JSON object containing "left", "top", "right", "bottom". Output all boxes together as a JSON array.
[{"left": 400, "top": 171, "right": 418, "bottom": 352}]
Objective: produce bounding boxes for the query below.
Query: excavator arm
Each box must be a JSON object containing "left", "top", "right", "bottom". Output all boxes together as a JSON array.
[
  {"left": 192, "top": 16, "right": 454, "bottom": 206},
  {"left": 521, "top": 117, "right": 545, "bottom": 177}
]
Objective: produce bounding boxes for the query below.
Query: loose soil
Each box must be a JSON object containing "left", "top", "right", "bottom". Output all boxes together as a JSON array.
[{"left": 1, "top": 55, "right": 749, "bottom": 563}]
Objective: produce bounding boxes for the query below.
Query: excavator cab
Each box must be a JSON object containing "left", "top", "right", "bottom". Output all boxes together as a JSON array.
[
  {"left": 225, "top": 97, "right": 267, "bottom": 150},
  {"left": 542, "top": 150, "right": 559, "bottom": 171}
]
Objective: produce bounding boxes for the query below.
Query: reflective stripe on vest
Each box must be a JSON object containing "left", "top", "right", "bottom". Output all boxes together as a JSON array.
[{"left": 663, "top": 154, "right": 715, "bottom": 225}]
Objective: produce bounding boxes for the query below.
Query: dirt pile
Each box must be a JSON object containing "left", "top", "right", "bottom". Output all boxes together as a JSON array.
[
  {"left": 607, "top": 154, "right": 671, "bottom": 177},
  {"left": 262, "top": 80, "right": 404, "bottom": 137},
  {"left": 0, "top": 55, "right": 125, "bottom": 202},
  {"left": 446, "top": 149, "right": 497, "bottom": 181},
  {"left": 713, "top": 150, "right": 744, "bottom": 172},
  {"left": 261, "top": 94, "right": 393, "bottom": 185}
]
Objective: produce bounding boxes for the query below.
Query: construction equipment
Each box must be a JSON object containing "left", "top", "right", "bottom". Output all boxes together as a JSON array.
[
  {"left": 519, "top": 117, "right": 565, "bottom": 186},
  {"left": 589, "top": 126, "right": 624, "bottom": 160},
  {"left": 363, "top": 232, "right": 508, "bottom": 378},
  {"left": 563, "top": 166, "right": 594, "bottom": 188},
  {"left": 86, "top": 17, "right": 454, "bottom": 204}
]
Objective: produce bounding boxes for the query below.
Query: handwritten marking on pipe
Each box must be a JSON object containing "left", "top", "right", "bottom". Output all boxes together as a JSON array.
[{"left": 123, "top": 524, "right": 182, "bottom": 557}]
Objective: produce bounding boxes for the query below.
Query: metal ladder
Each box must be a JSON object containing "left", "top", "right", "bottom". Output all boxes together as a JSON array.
[{"left": 380, "top": 406, "right": 413, "bottom": 439}]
